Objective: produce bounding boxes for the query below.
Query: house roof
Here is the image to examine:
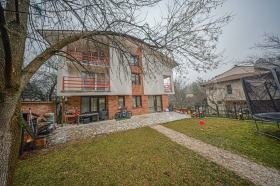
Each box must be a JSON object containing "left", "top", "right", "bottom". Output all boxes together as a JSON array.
[
  {"left": 202, "top": 65, "right": 269, "bottom": 86},
  {"left": 37, "top": 29, "right": 179, "bottom": 68}
]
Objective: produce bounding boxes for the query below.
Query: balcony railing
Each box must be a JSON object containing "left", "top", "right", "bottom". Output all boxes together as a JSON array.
[
  {"left": 164, "top": 83, "right": 172, "bottom": 92},
  {"left": 66, "top": 51, "right": 109, "bottom": 66},
  {"left": 62, "top": 76, "right": 110, "bottom": 91}
]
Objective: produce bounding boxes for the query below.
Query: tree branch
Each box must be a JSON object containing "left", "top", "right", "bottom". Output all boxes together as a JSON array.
[{"left": 21, "top": 30, "right": 161, "bottom": 88}]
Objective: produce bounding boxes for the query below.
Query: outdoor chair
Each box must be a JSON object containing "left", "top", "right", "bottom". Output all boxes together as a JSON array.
[
  {"left": 99, "top": 109, "right": 109, "bottom": 120},
  {"left": 241, "top": 68, "right": 280, "bottom": 140}
]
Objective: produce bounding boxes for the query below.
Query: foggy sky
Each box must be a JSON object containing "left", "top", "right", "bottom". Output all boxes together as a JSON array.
[{"left": 189, "top": 0, "right": 280, "bottom": 81}]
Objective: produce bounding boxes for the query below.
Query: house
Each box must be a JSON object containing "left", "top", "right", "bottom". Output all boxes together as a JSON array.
[
  {"left": 202, "top": 65, "right": 269, "bottom": 116},
  {"left": 39, "top": 30, "right": 176, "bottom": 121}
]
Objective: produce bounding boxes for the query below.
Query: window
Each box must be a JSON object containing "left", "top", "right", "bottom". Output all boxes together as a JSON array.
[
  {"left": 164, "top": 76, "right": 172, "bottom": 92},
  {"left": 132, "top": 73, "right": 140, "bottom": 84},
  {"left": 148, "top": 95, "right": 162, "bottom": 112},
  {"left": 132, "top": 96, "right": 142, "bottom": 108},
  {"left": 226, "top": 84, "right": 232, "bottom": 94},
  {"left": 118, "top": 96, "right": 125, "bottom": 108},
  {"left": 82, "top": 72, "right": 107, "bottom": 91},
  {"left": 130, "top": 55, "right": 139, "bottom": 66},
  {"left": 80, "top": 96, "right": 106, "bottom": 113}
]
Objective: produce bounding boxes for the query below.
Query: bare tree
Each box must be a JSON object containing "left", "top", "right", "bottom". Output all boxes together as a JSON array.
[
  {"left": 0, "top": 0, "right": 231, "bottom": 184},
  {"left": 21, "top": 58, "right": 58, "bottom": 101},
  {"left": 243, "top": 33, "right": 280, "bottom": 68},
  {"left": 169, "top": 77, "right": 188, "bottom": 108}
]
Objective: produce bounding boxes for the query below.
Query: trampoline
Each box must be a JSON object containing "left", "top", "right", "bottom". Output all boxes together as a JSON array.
[{"left": 241, "top": 68, "right": 280, "bottom": 140}]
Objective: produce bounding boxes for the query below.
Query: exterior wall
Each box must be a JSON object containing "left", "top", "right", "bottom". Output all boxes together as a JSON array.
[
  {"left": 107, "top": 95, "right": 118, "bottom": 119},
  {"left": 109, "top": 47, "right": 132, "bottom": 95},
  {"left": 205, "top": 79, "right": 247, "bottom": 114},
  {"left": 162, "top": 95, "right": 169, "bottom": 111},
  {"left": 21, "top": 101, "right": 57, "bottom": 121},
  {"left": 142, "top": 55, "right": 174, "bottom": 95},
  {"left": 66, "top": 96, "right": 81, "bottom": 113},
  {"left": 66, "top": 94, "right": 169, "bottom": 119}
]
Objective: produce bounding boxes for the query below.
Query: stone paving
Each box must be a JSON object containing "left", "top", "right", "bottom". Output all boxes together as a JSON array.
[{"left": 47, "top": 112, "right": 189, "bottom": 146}]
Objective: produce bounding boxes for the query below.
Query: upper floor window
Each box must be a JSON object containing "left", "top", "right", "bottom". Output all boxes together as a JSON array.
[
  {"left": 164, "top": 76, "right": 172, "bottom": 92},
  {"left": 130, "top": 55, "right": 139, "bottom": 66},
  {"left": 132, "top": 96, "right": 142, "bottom": 108},
  {"left": 132, "top": 73, "right": 140, "bottom": 84},
  {"left": 226, "top": 84, "right": 232, "bottom": 94}
]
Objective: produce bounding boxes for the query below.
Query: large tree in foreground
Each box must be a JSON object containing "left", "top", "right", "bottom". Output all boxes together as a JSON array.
[{"left": 0, "top": 0, "right": 231, "bottom": 185}]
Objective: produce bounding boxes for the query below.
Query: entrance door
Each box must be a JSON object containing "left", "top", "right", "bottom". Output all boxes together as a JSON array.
[{"left": 148, "top": 96, "right": 155, "bottom": 112}]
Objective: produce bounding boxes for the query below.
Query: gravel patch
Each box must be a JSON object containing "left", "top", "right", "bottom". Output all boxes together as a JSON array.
[
  {"left": 47, "top": 112, "right": 188, "bottom": 146},
  {"left": 151, "top": 125, "right": 280, "bottom": 186}
]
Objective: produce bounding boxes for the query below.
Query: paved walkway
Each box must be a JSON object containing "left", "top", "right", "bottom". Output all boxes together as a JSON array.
[
  {"left": 151, "top": 125, "right": 280, "bottom": 186},
  {"left": 47, "top": 112, "right": 188, "bottom": 146}
]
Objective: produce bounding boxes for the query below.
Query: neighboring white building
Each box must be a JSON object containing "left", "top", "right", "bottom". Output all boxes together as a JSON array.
[{"left": 202, "top": 65, "right": 269, "bottom": 116}]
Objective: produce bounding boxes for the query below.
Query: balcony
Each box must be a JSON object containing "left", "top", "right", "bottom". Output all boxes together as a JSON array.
[
  {"left": 66, "top": 51, "right": 109, "bottom": 66},
  {"left": 164, "top": 83, "right": 172, "bottom": 92},
  {"left": 62, "top": 76, "right": 110, "bottom": 92}
]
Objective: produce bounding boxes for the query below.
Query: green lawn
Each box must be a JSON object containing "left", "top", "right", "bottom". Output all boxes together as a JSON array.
[
  {"left": 163, "top": 118, "right": 280, "bottom": 170},
  {"left": 15, "top": 127, "right": 253, "bottom": 185}
]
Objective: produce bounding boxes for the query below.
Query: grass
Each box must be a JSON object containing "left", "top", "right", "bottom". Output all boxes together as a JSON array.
[
  {"left": 15, "top": 127, "right": 253, "bottom": 185},
  {"left": 163, "top": 118, "right": 280, "bottom": 170}
]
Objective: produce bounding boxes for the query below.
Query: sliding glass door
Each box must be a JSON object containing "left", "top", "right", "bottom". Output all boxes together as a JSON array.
[
  {"left": 148, "top": 96, "right": 162, "bottom": 112},
  {"left": 80, "top": 96, "right": 107, "bottom": 113}
]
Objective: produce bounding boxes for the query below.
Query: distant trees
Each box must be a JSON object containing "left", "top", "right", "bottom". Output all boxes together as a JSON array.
[
  {"left": 169, "top": 77, "right": 188, "bottom": 109},
  {"left": 21, "top": 59, "right": 58, "bottom": 101}
]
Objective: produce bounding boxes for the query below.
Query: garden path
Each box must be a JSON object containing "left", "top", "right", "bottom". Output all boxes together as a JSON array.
[{"left": 151, "top": 125, "right": 280, "bottom": 186}]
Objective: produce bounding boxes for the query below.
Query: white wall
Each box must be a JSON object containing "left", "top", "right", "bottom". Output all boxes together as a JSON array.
[
  {"left": 109, "top": 47, "right": 132, "bottom": 95},
  {"left": 142, "top": 55, "right": 174, "bottom": 95}
]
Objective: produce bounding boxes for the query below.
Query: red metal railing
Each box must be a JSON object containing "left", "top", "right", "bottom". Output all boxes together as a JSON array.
[
  {"left": 164, "top": 83, "right": 172, "bottom": 92},
  {"left": 62, "top": 76, "right": 110, "bottom": 91},
  {"left": 65, "top": 51, "right": 109, "bottom": 66}
]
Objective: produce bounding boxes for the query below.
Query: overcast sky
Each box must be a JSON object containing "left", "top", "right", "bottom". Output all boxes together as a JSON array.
[
  {"left": 196, "top": 0, "right": 280, "bottom": 81},
  {"left": 143, "top": 0, "right": 280, "bottom": 82}
]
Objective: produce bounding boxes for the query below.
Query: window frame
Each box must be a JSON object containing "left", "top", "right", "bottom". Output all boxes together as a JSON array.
[
  {"left": 130, "top": 55, "right": 139, "bottom": 66},
  {"left": 226, "top": 84, "right": 233, "bottom": 94},
  {"left": 118, "top": 96, "right": 125, "bottom": 108},
  {"left": 131, "top": 73, "right": 141, "bottom": 85},
  {"left": 132, "top": 96, "right": 142, "bottom": 108}
]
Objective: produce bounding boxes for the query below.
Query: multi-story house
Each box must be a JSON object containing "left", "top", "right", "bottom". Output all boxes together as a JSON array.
[
  {"left": 39, "top": 30, "right": 176, "bottom": 120},
  {"left": 202, "top": 65, "right": 269, "bottom": 116}
]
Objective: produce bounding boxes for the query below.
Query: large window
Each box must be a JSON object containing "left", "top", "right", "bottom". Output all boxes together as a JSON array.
[
  {"left": 226, "top": 84, "right": 232, "bottom": 94},
  {"left": 132, "top": 96, "right": 142, "bottom": 108},
  {"left": 132, "top": 73, "right": 140, "bottom": 84},
  {"left": 80, "top": 96, "right": 106, "bottom": 113},
  {"left": 130, "top": 55, "right": 139, "bottom": 66},
  {"left": 82, "top": 72, "right": 107, "bottom": 91},
  {"left": 118, "top": 96, "right": 125, "bottom": 108}
]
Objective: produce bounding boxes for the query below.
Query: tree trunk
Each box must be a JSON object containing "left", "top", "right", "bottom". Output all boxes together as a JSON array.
[{"left": 0, "top": 93, "right": 22, "bottom": 186}]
